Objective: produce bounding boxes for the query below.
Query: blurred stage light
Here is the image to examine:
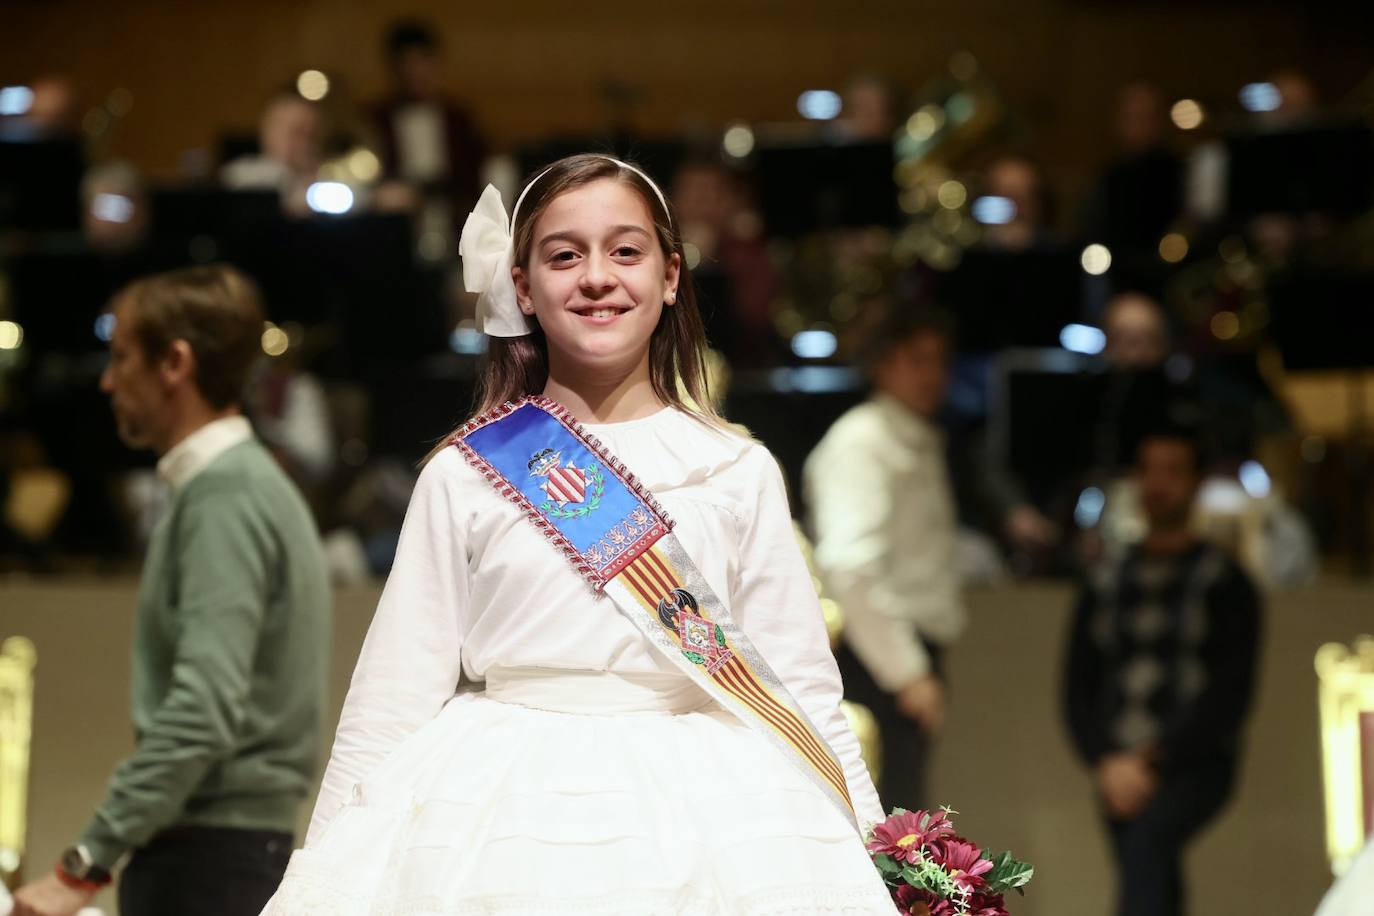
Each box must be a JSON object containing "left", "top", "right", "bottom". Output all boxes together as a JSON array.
[
  {"left": 306, "top": 181, "right": 354, "bottom": 215},
  {"left": 937, "top": 180, "right": 967, "bottom": 209},
  {"left": 1158, "top": 232, "right": 1189, "bottom": 263},
  {"left": 1210, "top": 311, "right": 1240, "bottom": 340},
  {"left": 347, "top": 148, "right": 381, "bottom": 182},
  {"left": 1219, "top": 236, "right": 1247, "bottom": 263},
  {"left": 946, "top": 92, "right": 975, "bottom": 125},
  {"left": 0, "top": 321, "right": 23, "bottom": 350},
  {"left": 767, "top": 365, "right": 861, "bottom": 394},
  {"left": 1080, "top": 243, "right": 1112, "bottom": 275},
  {"left": 91, "top": 192, "right": 135, "bottom": 223},
  {"left": 1170, "top": 99, "right": 1204, "bottom": 130},
  {"left": 949, "top": 51, "right": 979, "bottom": 82},
  {"left": 905, "top": 105, "right": 944, "bottom": 141},
  {"left": 722, "top": 123, "right": 755, "bottom": 158},
  {"left": 791, "top": 329, "right": 838, "bottom": 359},
  {"left": 797, "top": 90, "right": 842, "bottom": 121},
  {"left": 971, "top": 195, "right": 1016, "bottom": 225},
  {"left": 93, "top": 313, "right": 116, "bottom": 342},
  {"left": 1239, "top": 82, "right": 1281, "bottom": 113},
  {"left": 1059, "top": 323, "right": 1106, "bottom": 355},
  {"left": 261, "top": 323, "right": 289, "bottom": 357},
  {"left": 0, "top": 86, "right": 34, "bottom": 116},
  {"left": 1239, "top": 460, "right": 1272, "bottom": 499},
  {"left": 1074, "top": 486, "right": 1106, "bottom": 529},
  {"left": 682, "top": 242, "right": 702, "bottom": 270},
  {"left": 449, "top": 323, "right": 487, "bottom": 355},
  {"left": 297, "top": 70, "right": 330, "bottom": 101}
]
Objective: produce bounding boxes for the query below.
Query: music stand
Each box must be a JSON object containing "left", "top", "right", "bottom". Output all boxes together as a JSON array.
[
  {"left": 0, "top": 136, "right": 83, "bottom": 232},
  {"left": 1223, "top": 119, "right": 1374, "bottom": 220},
  {"left": 1269, "top": 269, "right": 1374, "bottom": 574},
  {"left": 931, "top": 248, "right": 1084, "bottom": 352},
  {"left": 752, "top": 141, "right": 900, "bottom": 237}
]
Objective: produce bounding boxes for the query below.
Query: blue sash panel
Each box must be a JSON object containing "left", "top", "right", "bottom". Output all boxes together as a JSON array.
[{"left": 456, "top": 399, "right": 669, "bottom": 587}]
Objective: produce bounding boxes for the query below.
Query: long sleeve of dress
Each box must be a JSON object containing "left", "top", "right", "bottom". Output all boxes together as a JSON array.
[
  {"left": 305, "top": 450, "right": 469, "bottom": 845},
  {"left": 731, "top": 449, "right": 886, "bottom": 827}
]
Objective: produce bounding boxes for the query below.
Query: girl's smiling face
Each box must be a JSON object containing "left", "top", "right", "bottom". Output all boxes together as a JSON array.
[{"left": 513, "top": 178, "right": 680, "bottom": 376}]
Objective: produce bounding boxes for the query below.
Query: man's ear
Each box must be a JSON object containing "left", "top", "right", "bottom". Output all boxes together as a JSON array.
[
  {"left": 513, "top": 266, "right": 536, "bottom": 316},
  {"left": 160, "top": 339, "right": 197, "bottom": 390}
]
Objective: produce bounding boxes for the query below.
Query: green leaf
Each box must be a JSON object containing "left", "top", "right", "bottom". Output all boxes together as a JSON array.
[
  {"left": 682, "top": 651, "right": 705, "bottom": 665},
  {"left": 983, "top": 851, "right": 1034, "bottom": 894},
  {"left": 874, "top": 854, "right": 901, "bottom": 878}
]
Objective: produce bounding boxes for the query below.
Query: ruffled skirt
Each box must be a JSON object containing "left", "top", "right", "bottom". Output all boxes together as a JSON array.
[{"left": 262, "top": 668, "right": 893, "bottom": 915}]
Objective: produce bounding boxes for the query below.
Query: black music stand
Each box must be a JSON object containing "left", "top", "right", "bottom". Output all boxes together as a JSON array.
[
  {"left": 1269, "top": 269, "right": 1374, "bottom": 575},
  {"left": 752, "top": 141, "right": 900, "bottom": 237}
]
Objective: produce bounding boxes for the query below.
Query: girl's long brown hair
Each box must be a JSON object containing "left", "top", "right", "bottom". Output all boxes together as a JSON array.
[{"left": 429, "top": 154, "right": 722, "bottom": 458}]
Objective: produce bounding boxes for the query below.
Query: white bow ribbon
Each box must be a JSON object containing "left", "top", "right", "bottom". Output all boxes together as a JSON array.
[{"left": 459, "top": 184, "right": 532, "bottom": 338}]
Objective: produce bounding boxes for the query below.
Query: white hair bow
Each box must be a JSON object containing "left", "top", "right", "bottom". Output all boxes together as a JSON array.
[{"left": 459, "top": 184, "right": 532, "bottom": 338}]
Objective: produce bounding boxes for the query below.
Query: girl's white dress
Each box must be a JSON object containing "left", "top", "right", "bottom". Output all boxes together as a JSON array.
[{"left": 262, "top": 409, "right": 895, "bottom": 915}]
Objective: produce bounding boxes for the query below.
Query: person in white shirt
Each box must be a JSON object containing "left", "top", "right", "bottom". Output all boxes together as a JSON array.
[
  {"left": 804, "top": 304, "right": 965, "bottom": 810},
  {"left": 220, "top": 91, "right": 322, "bottom": 217},
  {"left": 260, "top": 154, "right": 893, "bottom": 914}
]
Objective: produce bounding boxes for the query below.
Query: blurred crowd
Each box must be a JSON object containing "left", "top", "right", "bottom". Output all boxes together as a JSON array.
[{"left": 1, "top": 19, "right": 1371, "bottom": 593}]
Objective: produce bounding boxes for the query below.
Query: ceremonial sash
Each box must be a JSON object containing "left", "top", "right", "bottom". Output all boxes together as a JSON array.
[{"left": 453, "top": 396, "right": 856, "bottom": 828}]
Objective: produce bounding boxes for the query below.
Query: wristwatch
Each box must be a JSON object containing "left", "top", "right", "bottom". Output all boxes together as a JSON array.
[{"left": 57, "top": 844, "right": 112, "bottom": 888}]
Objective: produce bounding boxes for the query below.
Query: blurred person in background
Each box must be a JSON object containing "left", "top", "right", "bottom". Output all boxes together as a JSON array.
[
  {"left": 246, "top": 350, "right": 336, "bottom": 506},
  {"left": 1063, "top": 424, "right": 1261, "bottom": 916},
  {"left": 0, "top": 74, "right": 78, "bottom": 140},
  {"left": 1269, "top": 68, "right": 1319, "bottom": 120},
  {"left": 834, "top": 72, "right": 902, "bottom": 142},
  {"left": 1102, "top": 290, "right": 1170, "bottom": 370},
  {"left": 671, "top": 157, "right": 779, "bottom": 366},
  {"left": 81, "top": 160, "right": 150, "bottom": 256},
  {"left": 221, "top": 89, "right": 323, "bottom": 216},
  {"left": 11, "top": 265, "right": 330, "bottom": 916},
  {"left": 979, "top": 290, "right": 1172, "bottom": 567},
  {"left": 1090, "top": 292, "right": 1316, "bottom": 585},
  {"left": 804, "top": 303, "right": 965, "bottom": 809},
  {"left": 1079, "top": 82, "right": 1184, "bottom": 295},
  {"left": 372, "top": 19, "right": 487, "bottom": 217},
  {"left": 978, "top": 153, "right": 1056, "bottom": 252}
]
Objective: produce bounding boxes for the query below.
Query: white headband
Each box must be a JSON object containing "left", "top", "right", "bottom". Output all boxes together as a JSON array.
[{"left": 459, "top": 157, "right": 672, "bottom": 338}]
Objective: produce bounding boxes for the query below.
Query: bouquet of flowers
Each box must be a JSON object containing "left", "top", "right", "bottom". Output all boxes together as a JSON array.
[{"left": 865, "top": 807, "right": 1033, "bottom": 916}]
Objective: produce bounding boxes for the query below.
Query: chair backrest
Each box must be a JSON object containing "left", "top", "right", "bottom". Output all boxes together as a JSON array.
[{"left": 1316, "top": 636, "right": 1374, "bottom": 876}]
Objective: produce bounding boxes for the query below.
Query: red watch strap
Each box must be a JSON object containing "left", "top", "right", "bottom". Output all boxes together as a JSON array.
[{"left": 56, "top": 862, "right": 110, "bottom": 890}]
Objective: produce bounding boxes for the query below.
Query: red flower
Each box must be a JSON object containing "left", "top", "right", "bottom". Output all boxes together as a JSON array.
[
  {"left": 867, "top": 810, "right": 956, "bottom": 864},
  {"left": 895, "top": 885, "right": 956, "bottom": 916},
  {"left": 931, "top": 838, "right": 994, "bottom": 893},
  {"left": 964, "top": 892, "right": 1010, "bottom": 916}
]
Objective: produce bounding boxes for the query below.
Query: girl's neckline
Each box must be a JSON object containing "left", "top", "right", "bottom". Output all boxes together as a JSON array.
[{"left": 578, "top": 406, "right": 674, "bottom": 431}]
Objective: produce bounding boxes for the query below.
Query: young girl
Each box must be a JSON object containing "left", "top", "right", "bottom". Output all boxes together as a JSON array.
[{"left": 262, "top": 154, "right": 894, "bottom": 914}]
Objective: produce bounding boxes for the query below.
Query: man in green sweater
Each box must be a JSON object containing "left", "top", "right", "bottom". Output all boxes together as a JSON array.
[{"left": 13, "top": 265, "right": 330, "bottom": 916}]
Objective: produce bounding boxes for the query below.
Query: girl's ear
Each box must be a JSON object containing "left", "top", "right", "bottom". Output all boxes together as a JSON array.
[
  {"left": 512, "top": 265, "right": 536, "bottom": 315},
  {"left": 663, "top": 251, "right": 681, "bottom": 305}
]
